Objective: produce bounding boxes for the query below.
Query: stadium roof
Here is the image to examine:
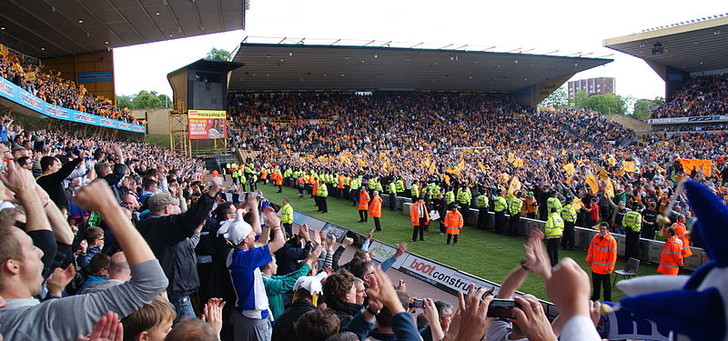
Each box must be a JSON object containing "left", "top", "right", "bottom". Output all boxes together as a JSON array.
[
  {"left": 604, "top": 14, "right": 728, "bottom": 73},
  {"left": 228, "top": 43, "right": 612, "bottom": 93},
  {"left": 0, "top": 0, "right": 248, "bottom": 59}
]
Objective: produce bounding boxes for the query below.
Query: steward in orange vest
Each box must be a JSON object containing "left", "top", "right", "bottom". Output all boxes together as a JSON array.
[
  {"left": 585, "top": 222, "right": 618, "bottom": 302},
  {"left": 672, "top": 217, "right": 693, "bottom": 258},
  {"left": 658, "top": 227, "right": 684, "bottom": 275},
  {"left": 358, "top": 187, "right": 370, "bottom": 223},
  {"left": 410, "top": 198, "right": 430, "bottom": 242},
  {"left": 369, "top": 191, "right": 383, "bottom": 231},
  {"left": 444, "top": 205, "right": 464, "bottom": 245},
  {"left": 295, "top": 175, "right": 306, "bottom": 198}
]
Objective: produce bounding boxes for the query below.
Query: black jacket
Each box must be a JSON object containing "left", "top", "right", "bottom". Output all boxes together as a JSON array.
[
  {"left": 274, "top": 239, "right": 312, "bottom": 275},
  {"left": 136, "top": 193, "right": 215, "bottom": 299},
  {"left": 271, "top": 299, "right": 316, "bottom": 341}
]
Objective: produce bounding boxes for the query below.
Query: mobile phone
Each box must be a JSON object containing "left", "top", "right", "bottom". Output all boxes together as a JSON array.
[
  {"left": 409, "top": 299, "right": 425, "bottom": 309},
  {"left": 487, "top": 299, "right": 522, "bottom": 319}
]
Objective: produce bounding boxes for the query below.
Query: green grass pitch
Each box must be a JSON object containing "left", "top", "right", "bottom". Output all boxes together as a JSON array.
[{"left": 257, "top": 182, "right": 661, "bottom": 300}]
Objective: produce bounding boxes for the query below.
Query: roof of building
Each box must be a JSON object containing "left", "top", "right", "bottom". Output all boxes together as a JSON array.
[
  {"left": 0, "top": 0, "right": 247, "bottom": 58},
  {"left": 604, "top": 14, "right": 728, "bottom": 73},
  {"left": 228, "top": 43, "right": 612, "bottom": 93}
]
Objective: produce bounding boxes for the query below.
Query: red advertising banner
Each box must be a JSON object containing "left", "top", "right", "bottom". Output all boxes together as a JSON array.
[{"left": 188, "top": 110, "right": 227, "bottom": 139}]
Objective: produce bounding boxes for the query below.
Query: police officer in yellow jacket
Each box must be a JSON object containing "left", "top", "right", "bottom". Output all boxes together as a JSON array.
[
  {"left": 475, "top": 191, "right": 489, "bottom": 230},
  {"left": 544, "top": 207, "right": 564, "bottom": 266},
  {"left": 507, "top": 192, "right": 523, "bottom": 236},
  {"left": 280, "top": 199, "right": 294, "bottom": 237},
  {"left": 560, "top": 200, "right": 578, "bottom": 251},
  {"left": 493, "top": 190, "right": 507, "bottom": 234},
  {"left": 623, "top": 203, "right": 643, "bottom": 261}
]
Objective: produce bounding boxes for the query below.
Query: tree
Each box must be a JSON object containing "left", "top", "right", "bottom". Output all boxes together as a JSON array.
[
  {"left": 632, "top": 97, "right": 664, "bottom": 120},
  {"left": 131, "top": 90, "right": 162, "bottom": 109},
  {"left": 117, "top": 95, "right": 133, "bottom": 109},
  {"left": 574, "top": 91, "right": 627, "bottom": 115},
  {"left": 539, "top": 87, "right": 568, "bottom": 109},
  {"left": 206, "top": 47, "right": 231, "bottom": 61},
  {"left": 157, "top": 94, "right": 172, "bottom": 108}
]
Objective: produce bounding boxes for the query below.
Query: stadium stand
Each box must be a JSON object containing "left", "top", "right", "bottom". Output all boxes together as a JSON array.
[
  {"left": 0, "top": 47, "right": 137, "bottom": 123},
  {"left": 651, "top": 74, "right": 728, "bottom": 119},
  {"left": 227, "top": 91, "right": 728, "bottom": 249}
]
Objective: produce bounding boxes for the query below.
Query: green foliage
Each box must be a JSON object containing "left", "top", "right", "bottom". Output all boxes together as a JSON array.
[
  {"left": 117, "top": 95, "right": 133, "bottom": 109},
  {"left": 632, "top": 97, "right": 664, "bottom": 120},
  {"left": 132, "top": 90, "right": 162, "bottom": 109},
  {"left": 206, "top": 47, "right": 231, "bottom": 61},
  {"left": 573, "top": 90, "right": 627, "bottom": 115},
  {"left": 117, "top": 90, "right": 171, "bottom": 109},
  {"left": 539, "top": 87, "right": 568, "bottom": 109},
  {"left": 157, "top": 94, "right": 172, "bottom": 108}
]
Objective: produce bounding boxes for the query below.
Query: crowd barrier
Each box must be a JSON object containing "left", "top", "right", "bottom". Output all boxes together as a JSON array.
[
  {"left": 0, "top": 76, "right": 145, "bottom": 133},
  {"left": 287, "top": 208, "right": 561, "bottom": 318},
  {"left": 398, "top": 199, "right": 708, "bottom": 271}
]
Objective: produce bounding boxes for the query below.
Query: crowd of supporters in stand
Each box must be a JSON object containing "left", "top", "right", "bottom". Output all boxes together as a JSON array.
[
  {"left": 0, "top": 83, "right": 726, "bottom": 341},
  {"left": 652, "top": 74, "right": 728, "bottom": 119},
  {"left": 229, "top": 92, "right": 728, "bottom": 243},
  {"left": 0, "top": 108, "right": 609, "bottom": 341},
  {"left": 0, "top": 48, "right": 137, "bottom": 123}
]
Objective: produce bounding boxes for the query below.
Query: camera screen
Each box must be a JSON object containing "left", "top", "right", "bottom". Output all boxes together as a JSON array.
[{"left": 486, "top": 299, "right": 521, "bottom": 318}]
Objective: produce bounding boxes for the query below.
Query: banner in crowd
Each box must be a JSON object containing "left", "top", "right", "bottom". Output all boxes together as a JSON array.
[
  {"left": 678, "top": 158, "right": 712, "bottom": 177},
  {"left": 78, "top": 71, "right": 114, "bottom": 83},
  {"left": 187, "top": 110, "right": 227, "bottom": 139},
  {"left": 0, "top": 76, "right": 145, "bottom": 133}
]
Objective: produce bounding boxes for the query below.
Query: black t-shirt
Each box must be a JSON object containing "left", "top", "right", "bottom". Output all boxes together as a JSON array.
[{"left": 27, "top": 230, "right": 57, "bottom": 279}]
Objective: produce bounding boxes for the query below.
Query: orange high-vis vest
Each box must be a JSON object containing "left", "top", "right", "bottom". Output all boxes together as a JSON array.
[
  {"left": 261, "top": 169, "right": 268, "bottom": 180},
  {"left": 273, "top": 173, "right": 283, "bottom": 186},
  {"left": 295, "top": 176, "right": 305, "bottom": 185},
  {"left": 585, "top": 232, "right": 618, "bottom": 275},
  {"left": 444, "top": 210, "right": 464, "bottom": 235},
  {"left": 338, "top": 175, "right": 345, "bottom": 189},
  {"left": 409, "top": 201, "right": 430, "bottom": 226},
  {"left": 368, "top": 195, "right": 383, "bottom": 218},
  {"left": 657, "top": 236, "right": 684, "bottom": 275},
  {"left": 312, "top": 181, "right": 319, "bottom": 196},
  {"left": 358, "top": 191, "right": 370, "bottom": 210},
  {"left": 307, "top": 175, "right": 315, "bottom": 185},
  {"left": 672, "top": 222, "right": 693, "bottom": 258}
]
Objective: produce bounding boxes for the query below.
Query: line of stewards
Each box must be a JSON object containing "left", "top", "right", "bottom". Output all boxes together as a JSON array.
[
  {"left": 358, "top": 187, "right": 370, "bottom": 222},
  {"left": 585, "top": 222, "right": 617, "bottom": 302},
  {"left": 444, "top": 205, "right": 464, "bottom": 245},
  {"left": 368, "top": 191, "right": 383, "bottom": 231},
  {"left": 410, "top": 198, "right": 430, "bottom": 242}
]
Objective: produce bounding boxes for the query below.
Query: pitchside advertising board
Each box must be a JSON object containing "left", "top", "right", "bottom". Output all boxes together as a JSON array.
[
  {"left": 369, "top": 240, "right": 497, "bottom": 296},
  {"left": 188, "top": 109, "right": 227, "bottom": 139}
]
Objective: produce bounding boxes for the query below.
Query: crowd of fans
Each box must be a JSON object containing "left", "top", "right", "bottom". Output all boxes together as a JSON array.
[
  {"left": 229, "top": 92, "right": 726, "bottom": 239},
  {"left": 0, "top": 48, "right": 138, "bottom": 123},
  {"left": 652, "top": 73, "right": 728, "bottom": 119},
  {"left": 0, "top": 77, "right": 726, "bottom": 340}
]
